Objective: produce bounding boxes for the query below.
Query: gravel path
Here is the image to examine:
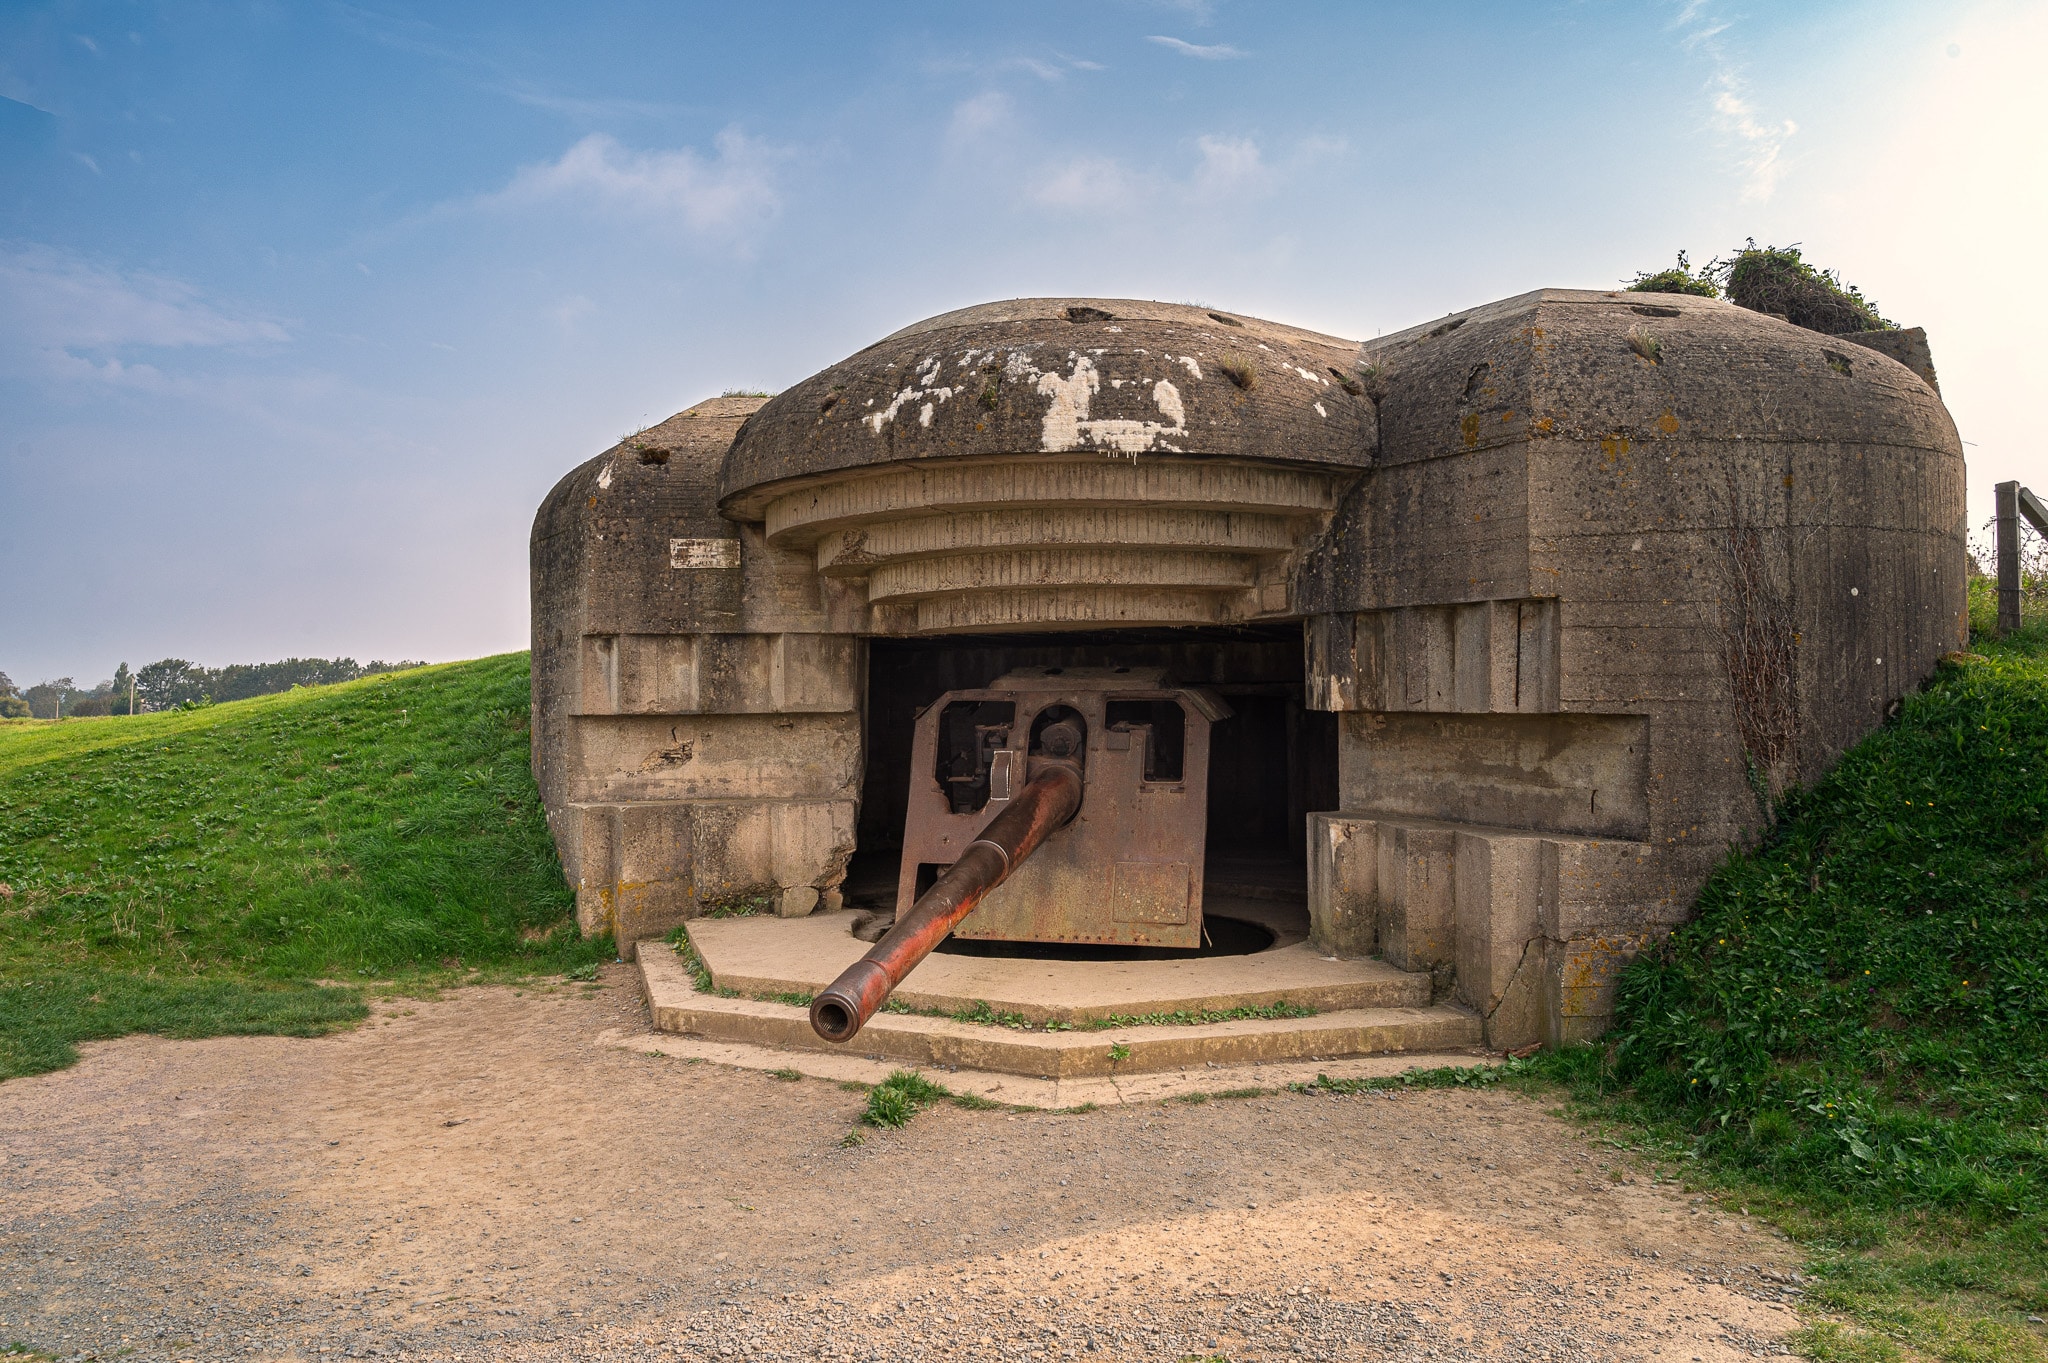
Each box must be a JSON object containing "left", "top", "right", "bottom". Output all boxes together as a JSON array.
[{"left": 1, "top": 967, "right": 1804, "bottom": 1361}]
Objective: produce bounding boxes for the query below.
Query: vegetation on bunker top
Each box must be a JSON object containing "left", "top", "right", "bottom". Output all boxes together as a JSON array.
[{"left": 1626, "top": 241, "right": 1897, "bottom": 335}]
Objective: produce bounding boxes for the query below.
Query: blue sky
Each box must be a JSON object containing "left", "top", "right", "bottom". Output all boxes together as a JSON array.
[{"left": 2, "top": 0, "right": 2043, "bottom": 685}]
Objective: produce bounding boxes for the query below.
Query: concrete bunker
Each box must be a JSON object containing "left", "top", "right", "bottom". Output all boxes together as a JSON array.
[{"left": 532, "top": 291, "right": 1965, "bottom": 1057}]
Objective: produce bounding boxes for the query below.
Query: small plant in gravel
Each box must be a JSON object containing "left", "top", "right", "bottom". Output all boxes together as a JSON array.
[
  {"left": 860, "top": 1069, "right": 954, "bottom": 1128},
  {"left": 1296, "top": 1064, "right": 1527, "bottom": 1097},
  {"left": 950, "top": 1091, "right": 1004, "bottom": 1111}
]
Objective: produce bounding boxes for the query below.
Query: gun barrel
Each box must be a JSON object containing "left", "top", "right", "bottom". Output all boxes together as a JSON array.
[{"left": 810, "top": 759, "right": 1083, "bottom": 1042}]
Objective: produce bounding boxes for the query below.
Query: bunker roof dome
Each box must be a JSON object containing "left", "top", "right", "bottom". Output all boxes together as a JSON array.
[
  {"left": 1358, "top": 287, "right": 1956, "bottom": 460},
  {"left": 717, "top": 298, "right": 1374, "bottom": 518}
]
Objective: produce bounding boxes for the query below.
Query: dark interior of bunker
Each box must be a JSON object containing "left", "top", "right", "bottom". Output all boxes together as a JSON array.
[{"left": 845, "top": 624, "right": 1339, "bottom": 958}]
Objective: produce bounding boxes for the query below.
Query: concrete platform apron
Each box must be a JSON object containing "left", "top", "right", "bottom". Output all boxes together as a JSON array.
[
  {"left": 686, "top": 909, "right": 1431, "bottom": 1024},
  {"left": 639, "top": 942, "right": 1483, "bottom": 1080}
]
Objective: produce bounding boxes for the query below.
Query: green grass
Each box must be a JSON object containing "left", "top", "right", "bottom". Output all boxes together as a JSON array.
[
  {"left": 852, "top": 1068, "right": 1013, "bottom": 1127},
  {"left": 860, "top": 1069, "right": 956, "bottom": 1127},
  {"left": 0, "top": 653, "right": 608, "bottom": 1080},
  {"left": 1509, "top": 631, "right": 2048, "bottom": 1361},
  {"left": 1967, "top": 575, "right": 2048, "bottom": 639}
]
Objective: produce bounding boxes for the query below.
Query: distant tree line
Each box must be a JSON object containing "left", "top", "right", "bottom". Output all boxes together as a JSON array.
[{"left": 0, "top": 657, "right": 425, "bottom": 719}]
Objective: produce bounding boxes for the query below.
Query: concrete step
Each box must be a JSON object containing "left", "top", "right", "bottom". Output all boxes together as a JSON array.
[
  {"left": 602, "top": 1026, "right": 1496, "bottom": 1111},
  {"left": 686, "top": 909, "right": 1433, "bottom": 1024},
  {"left": 638, "top": 943, "right": 1484, "bottom": 1080}
]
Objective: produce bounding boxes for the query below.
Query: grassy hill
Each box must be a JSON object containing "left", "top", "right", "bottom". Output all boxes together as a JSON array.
[
  {"left": 0, "top": 653, "right": 607, "bottom": 1079},
  {"left": 1551, "top": 627, "right": 2048, "bottom": 1361}
]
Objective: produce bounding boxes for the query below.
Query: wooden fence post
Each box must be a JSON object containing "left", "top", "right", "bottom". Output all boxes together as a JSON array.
[
  {"left": 1996, "top": 480, "right": 2048, "bottom": 635},
  {"left": 1999, "top": 480, "right": 2022, "bottom": 636}
]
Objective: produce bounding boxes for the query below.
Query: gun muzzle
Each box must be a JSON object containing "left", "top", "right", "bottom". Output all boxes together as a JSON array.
[{"left": 810, "top": 752, "right": 1083, "bottom": 1042}]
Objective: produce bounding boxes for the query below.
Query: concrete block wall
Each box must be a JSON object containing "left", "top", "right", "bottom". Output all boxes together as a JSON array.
[
  {"left": 531, "top": 398, "right": 863, "bottom": 955},
  {"left": 1297, "top": 288, "right": 1964, "bottom": 1047}
]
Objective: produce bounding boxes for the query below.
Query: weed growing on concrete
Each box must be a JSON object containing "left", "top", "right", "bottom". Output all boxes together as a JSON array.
[
  {"left": 1624, "top": 250, "right": 1719, "bottom": 298},
  {"left": 1217, "top": 355, "right": 1258, "bottom": 390},
  {"left": 946, "top": 999, "right": 1037, "bottom": 1029},
  {"left": 903, "top": 998, "right": 1317, "bottom": 1033},
  {"left": 1078, "top": 1001, "right": 1315, "bottom": 1030},
  {"left": 663, "top": 927, "right": 737, "bottom": 998},
  {"left": 1624, "top": 326, "right": 1663, "bottom": 365},
  {"left": 768, "top": 1068, "right": 802, "bottom": 1082},
  {"left": 1715, "top": 241, "right": 1894, "bottom": 334},
  {"left": 701, "top": 895, "right": 771, "bottom": 918},
  {"left": 1355, "top": 362, "right": 1388, "bottom": 402},
  {"left": 1107, "top": 1042, "right": 1132, "bottom": 1064}
]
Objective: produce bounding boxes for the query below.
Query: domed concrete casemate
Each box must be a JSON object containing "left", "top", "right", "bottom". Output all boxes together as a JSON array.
[{"left": 532, "top": 291, "right": 1963, "bottom": 1054}]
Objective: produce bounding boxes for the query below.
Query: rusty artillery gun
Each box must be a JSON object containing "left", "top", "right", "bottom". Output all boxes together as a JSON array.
[{"left": 809, "top": 668, "right": 1229, "bottom": 1042}]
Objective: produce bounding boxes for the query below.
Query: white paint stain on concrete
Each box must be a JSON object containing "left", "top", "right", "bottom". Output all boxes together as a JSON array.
[
  {"left": 1172, "top": 354, "right": 1203, "bottom": 382},
  {"left": 597, "top": 462, "right": 613, "bottom": 490},
  {"left": 1033, "top": 355, "right": 1188, "bottom": 456},
  {"left": 1314, "top": 402, "right": 1328, "bottom": 417},
  {"left": 864, "top": 378, "right": 957, "bottom": 434}
]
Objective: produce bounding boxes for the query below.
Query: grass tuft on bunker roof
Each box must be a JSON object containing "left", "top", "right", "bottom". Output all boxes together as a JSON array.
[{"left": 0, "top": 652, "right": 608, "bottom": 1080}]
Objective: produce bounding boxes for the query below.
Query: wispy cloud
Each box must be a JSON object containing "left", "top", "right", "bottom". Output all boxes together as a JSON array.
[
  {"left": 947, "top": 92, "right": 1014, "bottom": 147},
  {"left": 1030, "top": 132, "right": 1339, "bottom": 215},
  {"left": 1143, "top": 0, "right": 1219, "bottom": 24},
  {"left": 546, "top": 294, "right": 596, "bottom": 330},
  {"left": 0, "top": 243, "right": 293, "bottom": 397},
  {"left": 0, "top": 242, "right": 288, "bottom": 389},
  {"left": 1147, "top": 35, "right": 1247, "bottom": 60},
  {"left": 481, "top": 130, "right": 787, "bottom": 237},
  {"left": 1711, "top": 78, "right": 1797, "bottom": 202},
  {"left": 334, "top": 4, "right": 683, "bottom": 123},
  {"left": 925, "top": 51, "right": 1107, "bottom": 83},
  {"left": 1670, "top": 1, "right": 1795, "bottom": 202}
]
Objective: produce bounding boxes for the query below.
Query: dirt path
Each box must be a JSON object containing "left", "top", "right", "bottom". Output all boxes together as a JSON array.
[{"left": 0, "top": 967, "right": 1804, "bottom": 1361}]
